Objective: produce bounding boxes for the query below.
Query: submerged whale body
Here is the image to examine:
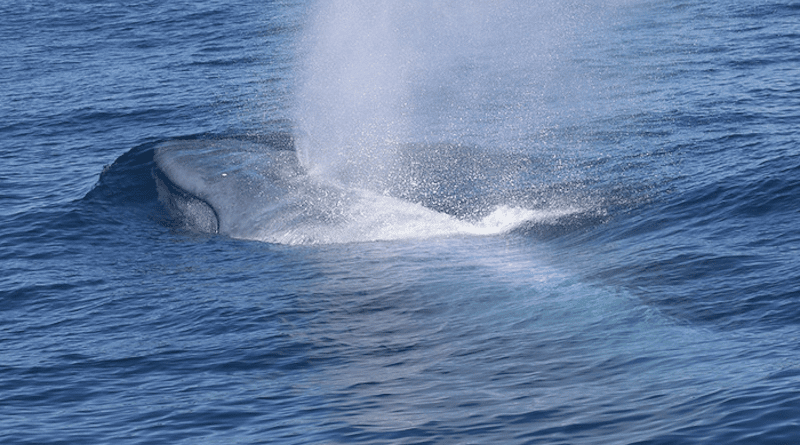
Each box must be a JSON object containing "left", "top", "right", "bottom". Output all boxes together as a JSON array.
[{"left": 152, "top": 137, "right": 588, "bottom": 245}]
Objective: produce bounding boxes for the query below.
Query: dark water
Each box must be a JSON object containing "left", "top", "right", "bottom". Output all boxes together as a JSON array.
[{"left": 2, "top": 1, "right": 800, "bottom": 443}]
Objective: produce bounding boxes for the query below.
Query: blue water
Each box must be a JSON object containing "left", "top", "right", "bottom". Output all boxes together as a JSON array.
[{"left": 2, "top": 0, "right": 799, "bottom": 443}]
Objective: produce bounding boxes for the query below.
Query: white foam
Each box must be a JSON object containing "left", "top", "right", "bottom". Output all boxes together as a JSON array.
[
  {"left": 244, "top": 188, "right": 579, "bottom": 245},
  {"left": 461, "top": 205, "right": 578, "bottom": 236}
]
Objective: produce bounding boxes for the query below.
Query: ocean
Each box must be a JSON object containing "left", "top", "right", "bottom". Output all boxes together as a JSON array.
[{"left": 2, "top": 0, "right": 799, "bottom": 443}]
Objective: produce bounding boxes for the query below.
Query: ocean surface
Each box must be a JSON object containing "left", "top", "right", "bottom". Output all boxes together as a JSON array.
[{"left": 2, "top": 0, "right": 799, "bottom": 443}]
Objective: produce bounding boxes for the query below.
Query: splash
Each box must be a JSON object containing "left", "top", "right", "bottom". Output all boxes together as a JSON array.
[{"left": 292, "top": 0, "right": 586, "bottom": 186}]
